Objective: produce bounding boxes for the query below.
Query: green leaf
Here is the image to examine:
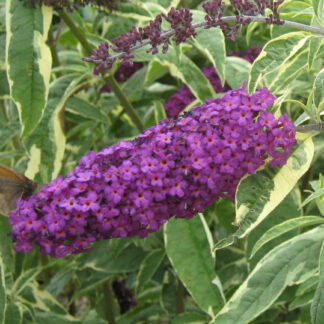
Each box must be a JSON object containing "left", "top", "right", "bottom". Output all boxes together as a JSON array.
[
  {"left": 279, "top": 0, "right": 314, "bottom": 25},
  {"left": 122, "top": 65, "right": 148, "bottom": 98},
  {"left": 144, "top": 101, "right": 167, "bottom": 128},
  {"left": 268, "top": 46, "right": 309, "bottom": 93},
  {"left": 311, "top": 242, "right": 324, "bottom": 324},
  {"left": 135, "top": 248, "right": 165, "bottom": 294},
  {"left": 308, "top": 36, "right": 322, "bottom": 69},
  {"left": 138, "top": 46, "right": 214, "bottom": 102},
  {"left": 315, "top": 178, "right": 324, "bottom": 216},
  {"left": 0, "top": 215, "right": 14, "bottom": 272},
  {"left": 216, "top": 246, "right": 246, "bottom": 287},
  {"left": 6, "top": 0, "right": 52, "bottom": 137},
  {"left": 0, "top": 34, "right": 6, "bottom": 64},
  {"left": 72, "top": 271, "right": 111, "bottom": 299},
  {"left": 114, "top": 2, "right": 152, "bottom": 22},
  {"left": 145, "top": 60, "right": 168, "bottom": 84},
  {"left": 45, "top": 268, "right": 75, "bottom": 298},
  {"left": 296, "top": 276, "right": 319, "bottom": 297},
  {"left": 79, "top": 311, "right": 106, "bottom": 324},
  {"left": 117, "top": 303, "right": 163, "bottom": 324},
  {"left": 164, "top": 214, "right": 225, "bottom": 317},
  {"left": 192, "top": 10, "right": 226, "bottom": 85},
  {"left": 75, "top": 240, "right": 147, "bottom": 273},
  {"left": 177, "top": 54, "right": 214, "bottom": 102},
  {"left": 235, "top": 133, "right": 314, "bottom": 238},
  {"left": 314, "top": 67, "right": 324, "bottom": 109},
  {"left": 66, "top": 97, "right": 105, "bottom": 122},
  {"left": 289, "top": 288, "right": 315, "bottom": 310},
  {"left": 171, "top": 311, "right": 210, "bottom": 324},
  {"left": 285, "top": 99, "right": 313, "bottom": 118},
  {"left": 11, "top": 268, "right": 40, "bottom": 297},
  {"left": 34, "top": 312, "right": 81, "bottom": 324},
  {"left": 174, "top": 51, "right": 214, "bottom": 102},
  {"left": 288, "top": 277, "right": 318, "bottom": 311},
  {"left": 0, "top": 122, "right": 20, "bottom": 151},
  {"left": 141, "top": 2, "right": 165, "bottom": 19},
  {"left": 213, "top": 236, "right": 235, "bottom": 251},
  {"left": 24, "top": 74, "right": 94, "bottom": 182},
  {"left": 211, "top": 198, "right": 236, "bottom": 232},
  {"left": 225, "top": 57, "right": 251, "bottom": 89},
  {"left": 26, "top": 283, "right": 80, "bottom": 321},
  {"left": 301, "top": 188, "right": 324, "bottom": 208},
  {"left": 211, "top": 225, "right": 324, "bottom": 324},
  {"left": 248, "top": 32, "right": 311, "bottom": 93},
  {"left": 250, "top": 216, "right": 324, "bottom": 258},
  {"left": 0, "top": 255, "right": 6, "bottom": 324},
  {"left": 4, "top": 302, "right": 22, "bottom": 324},
  {"left": 57, "top": 50, "right": 86, "bottom": 66},
  {"left": 313, "top": 0, "right": 324, "bottom": 25},
  {"left": 246, "top": 189, "right": 301, "bottom": 269},
  {"left": 246, "top": 21, "right": 261, "bottom": 47}
]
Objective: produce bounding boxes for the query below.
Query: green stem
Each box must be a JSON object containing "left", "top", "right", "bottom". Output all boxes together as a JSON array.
[
  {"left": 0, "top": 99, "right": 8, "bottom": 122},
  {"left": 47, "top": 27, "right": 60, "bottom": 68},
  {"left": 58, "top": 10, "right": 144, "bottom": 132},
  {"left": 40, "top": 253, "right": 52, "bottom": 284},
  {"left": 301, "top": 166, "right": 313, "bottom": 202},
  {"left": 104, "top": 75, "right": 144, "bottom": 132},
  {"left": 224, "top": 16, "right": 324, "bottom": 35},
  {"left": 103, "top": 281, "right": 116, "bottom": 324},
  {"left": 176, "top": 279, "right": 185, "bottom": 314},
  {"left": 295, "top": 123, "right": 324, "bottom": 132},
  {"left": 58, "top": 10, "right": 93, "bottom": 56}
]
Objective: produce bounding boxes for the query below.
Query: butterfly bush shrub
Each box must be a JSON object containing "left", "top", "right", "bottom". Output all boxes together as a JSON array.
[
  {"left": 4, "top": 0, "right": 324, "bottom": 322},
  {"left": 9, "top": 86, "right": 296, "bottom": 257}
]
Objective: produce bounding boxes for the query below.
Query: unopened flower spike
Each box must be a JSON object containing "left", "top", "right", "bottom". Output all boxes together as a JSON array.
[
  {"left": 84, "top": 0, "right": 285, "bottom": 74},
  {"left": 22, "top": 0, "right": 118, "bottom": 11}
]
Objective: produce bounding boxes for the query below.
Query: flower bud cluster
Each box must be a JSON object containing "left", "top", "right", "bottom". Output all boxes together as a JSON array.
[
  {"left": 9, "top": 86, "right": 296, "bottom": 258},
  {"left": 164, "top": 46, "right": 261, "bottom": 118},
  {"left": 21, "top": 0, "right": 117, "bottom": 11},
  {"left": 84, "top": 0, "right": 284, "bottom": 74}
]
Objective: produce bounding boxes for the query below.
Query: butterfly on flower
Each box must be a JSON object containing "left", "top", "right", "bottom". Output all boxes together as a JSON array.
[{"left": 0, "top": 164, "right": 37, "bottom": 216}]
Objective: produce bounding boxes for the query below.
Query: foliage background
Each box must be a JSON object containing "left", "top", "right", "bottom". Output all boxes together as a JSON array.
[{"left": 0, "top": 0, "right": 324, "bottom": 323}]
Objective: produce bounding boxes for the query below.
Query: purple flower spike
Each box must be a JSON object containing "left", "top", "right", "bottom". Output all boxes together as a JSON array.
[{"left": 9, "top": 86, "right": 297, "bottom": 258}]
